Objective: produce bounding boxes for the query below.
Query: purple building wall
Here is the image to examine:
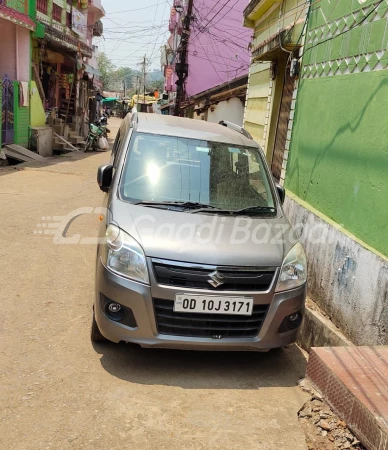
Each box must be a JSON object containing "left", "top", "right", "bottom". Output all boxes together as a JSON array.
[
  {"left": 186, "top": 0, "right": 251, "bottom": 96},
  {"left": 164, "top": 0, "right": 251, "bottom": 98}
]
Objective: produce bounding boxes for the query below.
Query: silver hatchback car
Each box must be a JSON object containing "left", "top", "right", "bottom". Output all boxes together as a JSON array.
[{"left": 92, "top": 113, "right": 307, "bottom": 351}]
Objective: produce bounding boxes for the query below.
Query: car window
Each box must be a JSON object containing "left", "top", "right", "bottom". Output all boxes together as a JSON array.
[
  {"left": 113, "top": 125, "right": 133, "bottom": 169},
  {"left": 119, "top": 132, "right": 275, "bottom": 211},
  {"left": 111, "top": 129, "right": 121, "bottom": 166},
  {"left": 112, "top": 129, "right": 121, "bottom": 156}
]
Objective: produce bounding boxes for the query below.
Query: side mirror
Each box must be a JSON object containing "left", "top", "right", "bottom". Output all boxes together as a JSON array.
[
  {"left": 97, "top": 164, "right": 113, "bottom": 193},
  {"left": 276, "top": 184, "right": 286, "bottom": 205}
]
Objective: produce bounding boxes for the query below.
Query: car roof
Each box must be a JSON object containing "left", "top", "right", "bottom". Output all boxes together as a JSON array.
[{"left": 132, "top": 113, "right": 259, "bottom": 148}]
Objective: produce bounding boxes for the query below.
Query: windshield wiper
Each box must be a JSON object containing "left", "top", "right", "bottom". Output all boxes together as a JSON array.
[
  {"left": 191, "top": 205, "right": 276, "bottom": 216},
  {"left": 231, "top": 206, "right": 276, "bottom": 215},
  {"left": 135, "top": 201, "right": 275, "bottom": 216},
  {"left": 134, "top": 201, "right": 221, "bottom": 211}
]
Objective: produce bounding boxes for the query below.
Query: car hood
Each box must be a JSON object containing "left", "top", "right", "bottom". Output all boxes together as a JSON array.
[{"left": 109, "top": 202, "right": 295, "bottom": 267}]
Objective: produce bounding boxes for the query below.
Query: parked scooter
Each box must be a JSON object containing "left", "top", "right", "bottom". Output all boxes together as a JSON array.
[{"left": 85, "top": 120, "right": 110, "bottom": 153}]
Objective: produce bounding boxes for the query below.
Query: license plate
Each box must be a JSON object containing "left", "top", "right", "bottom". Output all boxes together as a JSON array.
[{"left": 174, "top": 295, "right": 254, "bottom": 316}]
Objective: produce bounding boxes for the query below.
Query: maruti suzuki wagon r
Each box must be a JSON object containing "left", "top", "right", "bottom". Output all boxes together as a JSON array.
[{"left": 92, "top": 112, "right": 307, "bottom": 351}]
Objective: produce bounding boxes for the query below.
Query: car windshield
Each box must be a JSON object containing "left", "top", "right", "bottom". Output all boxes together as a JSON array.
[{"left": 119, "top": 132, "right": 276, "bottom": 213}]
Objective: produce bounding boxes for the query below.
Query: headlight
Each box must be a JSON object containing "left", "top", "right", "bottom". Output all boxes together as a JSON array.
[
  {"left": 276, "top": 242, "right": 307, "bottom": 292},
  {"left": 103, "top": 224, "right": 149, "bottom": 284}
]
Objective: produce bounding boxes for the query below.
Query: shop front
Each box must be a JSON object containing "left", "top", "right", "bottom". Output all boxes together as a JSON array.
[
  {"left": 0, "top": 3, "right": 35, "bottom": 147},
  {"left": 33, "top": 25, "right": 92, "bottom": 125}
]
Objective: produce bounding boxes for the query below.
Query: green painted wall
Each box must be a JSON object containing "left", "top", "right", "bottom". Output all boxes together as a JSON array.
[
  {"left": 13, "top": 82, "right": 30, "bottom": 148},
  {"left": 30, "top": 81, "right": 46, "bottom": 127},
  {"left": 29, "top": 0, "right": 37, "bottom": 18},
  {"left": 285, "top": 0, "right": 388, "bottom": 257},
  {"left": 6, "top": 0, "right": 26, "bottom": 13}
]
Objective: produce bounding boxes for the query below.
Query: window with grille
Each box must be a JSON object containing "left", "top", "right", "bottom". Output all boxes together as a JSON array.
[
  {"left": 53, "top": 4, "right": 63, "bottom": 22},
  {"left": 37, "top": 0, "right": 48, "bottom": 14}
]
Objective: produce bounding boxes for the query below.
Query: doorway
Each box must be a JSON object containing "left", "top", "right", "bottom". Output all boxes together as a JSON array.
[
  {"left": 271, "top": 68, "right": 295, "bottom": 180},
  {"left": 2, "top": 75, "right": 14, "bottom": 145}
]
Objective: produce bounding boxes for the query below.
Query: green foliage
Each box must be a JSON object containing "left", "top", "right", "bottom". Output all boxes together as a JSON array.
[
  {"left": 98, "top": 53, "right": 116, "bottom": 91},
  {"left": 98, "top": 53, "right": 164, "bottom": 93}
]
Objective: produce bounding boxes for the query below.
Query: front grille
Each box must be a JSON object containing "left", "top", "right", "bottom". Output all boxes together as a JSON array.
[
  {"left": 153, "top": 299, "right": 270, "bottom": 338},
  {"left": 152, "top": 260, "right": 275, "bottom": 292}
]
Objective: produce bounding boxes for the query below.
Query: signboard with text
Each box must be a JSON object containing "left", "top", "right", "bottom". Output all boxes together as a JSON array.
[{"left": 72, "top": 8, "right": 86, "bottom": 37}]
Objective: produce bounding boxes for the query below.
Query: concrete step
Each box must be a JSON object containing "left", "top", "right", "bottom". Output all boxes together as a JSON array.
[
  {"left": 53, "top": 125, "right": 64, "bottom": 136},
  {"left": 53, "top": 141, "right": 68, "bottom": 150},
  {"left": 306, "top": 347, "right": 388, "bottom": 450},
  {"left": 69, "top": 137, "right": 85, "bottom": 145},
  {"left": 63, "top": 125, "right": 70, "bottom": 141},
  {"left": 4, "top": 144, "right": 46, "bottom": 162}
]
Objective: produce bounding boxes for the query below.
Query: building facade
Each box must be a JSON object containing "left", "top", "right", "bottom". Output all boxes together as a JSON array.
[
  {"left": 32, "top": 0, "right": 104, "bottom": 125},
  {"left": 0, "top": 0, "right": 105, "bottom": 151},
  {"left": 243, "top": 0, "right": 307, "bottom": 179},
  {"left": 161, "top": 0, "right": 252, "bottom": 117},
  {"left": 0, "top": 0, "right": 36, "bottom": 148},
  {"left": 282, "top": 0, "right": 388, "bottom": 346},
  {"left": 186, "top": 75, "right": 248, "bottom": 126},
  {"left": 85, "top": 0, "right": 104, "bottom": 90}
]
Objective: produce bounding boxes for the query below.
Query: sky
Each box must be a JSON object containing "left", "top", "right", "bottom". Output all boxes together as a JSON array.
[{"left": 97, "top": 0, "right": 172, "bottom": 70}]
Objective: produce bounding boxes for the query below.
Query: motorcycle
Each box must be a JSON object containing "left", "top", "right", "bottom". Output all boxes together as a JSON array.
[{"left": 85, "top": 120, "right": 110, "bottom": 153}]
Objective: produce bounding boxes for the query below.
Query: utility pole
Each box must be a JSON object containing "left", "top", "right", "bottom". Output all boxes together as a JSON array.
[
  {"left": 174, "top": 0, "right": 194, "bottom": 116},
  {"left": 138, "top": 56, "right": 148, "bottom": 106},
  {"left": 143, "top": 54, "right": 147, "bottom": 101},
  {"left": 123, "top": 79, "right": 126, "bottom": 98},
  {"left": 135, "top": 76, "right": 140, "bottom": 103}
]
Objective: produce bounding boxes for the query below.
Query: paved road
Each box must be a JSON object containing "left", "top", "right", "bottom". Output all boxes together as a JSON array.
[{"left": 0, "top": 118, "right": 309, "bottom": 450}]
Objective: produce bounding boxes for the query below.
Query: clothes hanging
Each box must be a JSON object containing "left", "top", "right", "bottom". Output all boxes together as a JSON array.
[{"left": 20, "top": 82, "right": 29, "bottom": 107}]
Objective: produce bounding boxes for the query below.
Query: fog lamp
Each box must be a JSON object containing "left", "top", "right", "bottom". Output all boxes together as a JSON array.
[{"left": 108, "top": 303, "right": 122, "bottom": 313}]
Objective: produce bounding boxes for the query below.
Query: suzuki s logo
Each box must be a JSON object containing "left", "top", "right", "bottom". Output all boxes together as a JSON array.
[{"left": 208, "top": 271, "right": 225, "bottom": 288}]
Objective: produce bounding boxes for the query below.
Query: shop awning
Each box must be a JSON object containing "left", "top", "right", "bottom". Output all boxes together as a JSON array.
[
  {"left": 43, "top": 24, "right": 93, "bottom": 58},
  {"left": 84, "top": 63, "right": 100, "bottom": 78},
  {"left": 0, "top": 4, "right": 36, "bottom": 31},
  {"left": 251, "top": 26, "right": 302, "bottom": 62},
  {"left": 93, "top": 78, "right": 103, "bottom": 89}
]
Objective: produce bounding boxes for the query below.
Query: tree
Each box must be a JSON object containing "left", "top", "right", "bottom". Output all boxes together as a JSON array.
[
  {"left": 97, "top": 54, "right": 164, "bottom": 94},
  {"left": 149, "top": 78, "right": 164, "bottom": 93},
  {"left": 114, "top": 67, "right": 134, "bottom": 93},
  {"left": 98, "top": 53, "right": 116, "bottom": 90}
]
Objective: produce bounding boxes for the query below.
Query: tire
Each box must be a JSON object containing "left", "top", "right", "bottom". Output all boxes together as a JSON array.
[
  {"left": 85, "top": 136, "right": 93, "bottom": 153},
  {"left": 91, "top": 310, "right": 108, "bottom": 343}
]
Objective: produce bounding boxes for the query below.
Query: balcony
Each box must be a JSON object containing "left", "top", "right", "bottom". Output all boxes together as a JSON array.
[
  {"left": 243, "top": 0, "right": 281, "bottom": 28},
  {"left": 88, "top": 0, "right": 105, "bottom": 20},
  {"left": 37, "top": 0, "right": 48, "bottom": 16}
]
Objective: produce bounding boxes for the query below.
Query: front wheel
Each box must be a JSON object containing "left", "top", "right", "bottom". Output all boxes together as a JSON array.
[
  {"left": 85, "top": 135, "right": 93, "bottom": 153},
  {"left": 91, "top": 310, "right": 108, "bottom": 343}
]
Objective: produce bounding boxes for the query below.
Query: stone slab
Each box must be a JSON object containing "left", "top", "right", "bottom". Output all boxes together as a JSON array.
[{"left": 306, "top": 347, "right": 388, "bottom": 450}]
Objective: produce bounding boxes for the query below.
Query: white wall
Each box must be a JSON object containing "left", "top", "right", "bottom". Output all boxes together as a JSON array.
[
  {"left": 17, "top": 27, "right": 30, "bottom": 82},
  {"left": 207, "top": 97, "right": 245, "bottom": 126},
  {"left": 0, "top": 22, "right": 30, "bottom": 82},
  {"left": 0, "top": 20, "right": 16, "bottom": 79},
  {"left": 284, "top": 195, "right": 388, "bottom": 346}
]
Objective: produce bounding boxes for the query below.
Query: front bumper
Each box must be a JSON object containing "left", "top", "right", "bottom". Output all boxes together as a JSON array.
[{"left": 94, "top": 259, "right": 306, "bottom": 351}]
